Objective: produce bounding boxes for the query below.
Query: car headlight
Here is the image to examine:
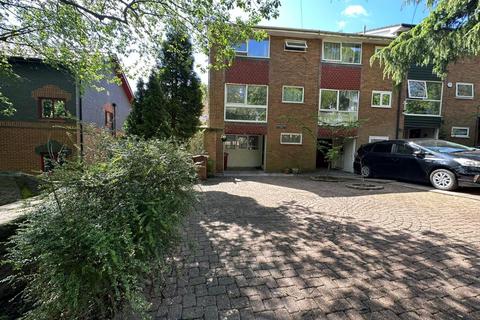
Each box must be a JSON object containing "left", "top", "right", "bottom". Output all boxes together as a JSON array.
[{"left": 453, "top": 158, "right": 480, "bottom": 167}]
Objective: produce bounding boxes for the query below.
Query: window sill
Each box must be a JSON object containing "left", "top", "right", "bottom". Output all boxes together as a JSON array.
[
  {"left": 455, "top": 96, "right": 474, "bottom": 100},
  {"left": 371, "top": 105, "right": 392, "bottom": 109},
  {"left": 38, "top": 118, "right": 69, "bottom": 122},
  {"left": 451, "top": 136, "right": 469, "bottom": 138},
  {"left": 224, "top": 120, "right": 267, "bottom": 124},
  {"left": 321, "top": 60, "right": 362, "bottom": 66},
  {"left": 403, "top": 113, "right": 442, "bottom": 117},
  {"left": 282, "top": 101, "right": 304, "bottom": 104}
]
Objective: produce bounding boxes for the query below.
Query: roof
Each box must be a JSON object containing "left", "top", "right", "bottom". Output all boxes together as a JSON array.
[
  {"left": 7, "top": 56, "right": 133, "bottom": 102},
  {"left": 256, "top": 25, "right": 394, "bottom": 43},
  {"left": 362, "top": 24, "right": 415, "bottom": 37}
]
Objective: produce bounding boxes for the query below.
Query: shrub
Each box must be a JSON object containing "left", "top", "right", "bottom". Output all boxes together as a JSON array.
[{"left": 6, "top": 136, "right": 197, "bottom": 319}]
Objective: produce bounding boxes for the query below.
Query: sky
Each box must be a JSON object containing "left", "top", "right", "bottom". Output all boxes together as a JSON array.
[
  {"left": 125, "top": 0, "right": 432, "bottom": 87},
  {"left": 192, "top": 0, "right": 431, "bottom": 84}
]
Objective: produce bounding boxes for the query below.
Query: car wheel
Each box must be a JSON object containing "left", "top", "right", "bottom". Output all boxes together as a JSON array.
[
  {"left": 361, "top": 165, "right": 373, "bottom": 178},
  {"left": 429, "top": 169, "right": 458, "bottom": 191}
]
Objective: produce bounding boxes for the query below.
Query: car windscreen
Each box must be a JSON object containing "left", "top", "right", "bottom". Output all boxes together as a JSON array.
[{"left": 412, "top": 139, "right": 476, "bottom": 153}]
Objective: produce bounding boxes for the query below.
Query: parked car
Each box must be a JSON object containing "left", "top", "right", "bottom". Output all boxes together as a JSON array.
[{"left": 354, "top": 139, "right": 480, "bottom": 190}]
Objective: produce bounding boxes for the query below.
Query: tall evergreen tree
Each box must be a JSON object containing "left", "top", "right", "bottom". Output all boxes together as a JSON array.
[
  {"left": 125, "top": 27, "right": 203, "bottom": 141},
  {"left": 158, "top": 27, "right": 203, "bottom": 140}
]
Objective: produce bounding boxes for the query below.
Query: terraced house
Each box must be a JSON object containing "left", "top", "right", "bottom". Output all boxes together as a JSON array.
[
  {"left": 204, "top": 24, "right": 480, "bottom": 174},
  {"left": 0, "top": 57, "right": 133, "bottom": 173}
]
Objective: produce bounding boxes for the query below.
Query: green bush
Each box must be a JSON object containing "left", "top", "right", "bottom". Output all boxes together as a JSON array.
[{"left": 6, "top": 136, "right": 197, "bottom": 319}]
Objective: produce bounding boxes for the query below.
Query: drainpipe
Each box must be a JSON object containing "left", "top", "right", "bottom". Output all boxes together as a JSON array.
[
  {"left": 395, "top": 82, "right": 402, "bottom": 139},
  {"left": 112, "top": 103, "right": 117, "bottom": 137},
  {"left": 78, "top": 81, "right": 84, "bottom": 159}
]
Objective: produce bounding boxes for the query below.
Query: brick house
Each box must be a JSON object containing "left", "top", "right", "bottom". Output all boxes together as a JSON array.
[
  {"left": 0, "top": 57, "right": 133, "bottom": 173},
  {"left": 205, "top": 25, "right": 480, "bottom": 174}
]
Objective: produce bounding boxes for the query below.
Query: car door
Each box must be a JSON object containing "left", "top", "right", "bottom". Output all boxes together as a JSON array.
[
  {"left": 391, "top": 142, "right": 426, "bottom": 182},
  {"left": 368, "top": 142, "right": 394, "bottom": 177}
]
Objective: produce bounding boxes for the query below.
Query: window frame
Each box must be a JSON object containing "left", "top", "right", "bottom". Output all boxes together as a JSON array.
[
  {"left": 282, "top": 85, "right": 305, "bottom": 104},
  {"left": 224, "top": 83, "right": 268, "bottom": 123},
  {"left": 284, "top": 39, "right": 308, "bottom": 52},
  {"left": 374, "top": 46, "right": 385, "bottom": 54},
  {"left": 280, "top": 133, "right": 303, "bottom": 145},
  {"left": 371, "top": 90, "right": 392, "bottom": 108},
  {"left": 455, "top": 82, "right": 474, "bottom": 99},
  {"left": 451, "top": 127, "right": 470, "bottom": 138},
  {"left": 234, "top": 37, "right": 270, "bottom": 59},
  {"left": 404, "top": 80, "right": 443, "bottom": 117},
  {"left": 369, "top": 136, "right": 389, "bottom": 143},
  {"left": 322, "top": 41, "right": 362, "bottom": 65},
  {"left": 407, "top": 80, "right": 428, "bottom": 99},
  {"left": 319, "top": 89, "right": 360, "bottom": 112},
  {"left": 38, "top": 97, "right": 67, "bottom": 119}
]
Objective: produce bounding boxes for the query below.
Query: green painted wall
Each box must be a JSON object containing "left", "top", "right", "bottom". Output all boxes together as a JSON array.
[
  {"left": 0, "top": 59, "right": 76, "bottom": 121},
  {"left": 407, "top": 65, "right": 441, "bottom": 82}
]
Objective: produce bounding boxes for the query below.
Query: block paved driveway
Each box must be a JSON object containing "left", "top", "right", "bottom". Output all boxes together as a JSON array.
[{"left": 153, "top": 176, "right": 480, "bottom": 320}]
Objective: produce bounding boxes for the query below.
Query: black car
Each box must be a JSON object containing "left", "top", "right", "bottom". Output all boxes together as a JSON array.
[{"left": 353, "top": 139, "right": 480, "bottom": 190}]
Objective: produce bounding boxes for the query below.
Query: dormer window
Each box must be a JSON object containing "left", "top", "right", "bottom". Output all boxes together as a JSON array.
[
  {"left": 285, "top": 39, "right": 307, "bottom": 52},
  {"left": 234, "top": 39, "right": 270, "bottom": 58}
]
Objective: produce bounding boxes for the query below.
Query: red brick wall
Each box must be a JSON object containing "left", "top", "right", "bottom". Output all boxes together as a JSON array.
[
  {"left": 320, "top": 64, "right": 361, "bottom": 90},
  {"left": 0, "top": 121, "right": 77, "bottom": 173},
  {"left": 225, "top": 59, "right": 269, "bottom": 85},
  {"left": 225, "top": 123, "right": 268, "bottom": 135},
  {"left": 441, "top": 57, "right": 480, "bottom": 146},
  {"left": 357, "top": 43, "right": 400, "bottom": 147},
  {"left": 266, "top": 36, "right": 320, "bottom": 172}
]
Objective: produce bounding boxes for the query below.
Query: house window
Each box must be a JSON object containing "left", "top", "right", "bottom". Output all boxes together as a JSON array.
[
  {"left": 405, "top": 80, "right": 443, "bottom": 116},
  {"left": 40, "top": 152, "right": 65, "bottom": 172},
  {"left": 319, "top": 89, "right": 359, "bottom": 125},
  {"left": 369, "top": 136, "right": 389, "bottom": 143},
  {"left": 407, "top": 80, "right": 427, "bottom": 99},
  {"left": 234, "top": 38, "right": 270, "bottom": 58},
  {"left": 225, "top": 135, "right": 237, "bottom": 149},
  {"left": 225, "top": 135, "right": 259, "bottom": 150},
  {"left": 451, "top": 127, "right": 469, "bottom": 138},
  {"left": 282, "top": 86, "right": 304, "bottom": 103},
  {"left": 39, "top": 98, "right": 67, "bottom": 119},
  {"left": 280, "top": 133, "right": 302, "bottom": 145},
  {"left": 456, "top": 83, "right": 474, "bottom": 99},
  {"left": 284, "top": 39, "right": 307, "bottom": 52},
  {"left": 371, "top": 91, "right": 392, "bottom": 108},
  {"left": 105, "top": 110, "right": 114, "bottom": 131},
  {"left": 323, "top": 42, "right": 361, "bottom": 64},
  {"left": 225, "top": 84, "right": 268, "bottom": 122},
  {"left": 375, "top": 46, "right": 385, "bottom": 54}
]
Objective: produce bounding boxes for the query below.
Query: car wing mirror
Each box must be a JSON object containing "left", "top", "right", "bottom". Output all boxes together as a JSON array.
[{"left": 413, "top": 150, "right": 425, "bottom": 158}]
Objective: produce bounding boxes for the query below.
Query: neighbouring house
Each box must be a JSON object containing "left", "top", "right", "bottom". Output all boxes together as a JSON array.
[
  {"left": 0, "top": 57, "right": 133, "bottom": 174},
  {"left": 204, "top": 24, "right": 480, "bottom": 174}
]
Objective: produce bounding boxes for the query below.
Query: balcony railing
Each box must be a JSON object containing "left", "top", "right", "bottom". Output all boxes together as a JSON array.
[
  {"left": 318, "top": 111, "right": 358, "bottom": 126},
  {"left": 404, "top": 99, "right": 441, "bottom": 116}
]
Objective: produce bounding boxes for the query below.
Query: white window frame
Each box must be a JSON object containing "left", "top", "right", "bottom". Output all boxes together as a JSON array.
[
  {"left": 284, "top": 39, "right": 308, "bottom": 52},
  {"left": 280, "top": 133, "right": 303, "bottom": 145},
  {"left": 407, "top": 80, "right": 428, "bottom": 99},
  {"left": 374, "top": 46, "right": 385, "bottom": 54},
  {"left": 404, "top": 80, "right": 443, "bottom": 117},
  {"left": 371, "top": 90, "right": 392, "bottom": 108},
  {"left": 224, "top": 83, "right": 268, "bottom": 123},
  {"left": 451, "top": 127, "right": 470, "bottom": 138},
  {"left": 319, "top": 89, "right": 360, "bottom": 112},
  {"left": 322, "top": 41, "right": 362, "bottom": 65},
  {"left": 369, "top": 136, "right": 390, "bottom": 143},
  {"left": 455, "top": 82, "right": 474, "bottom": 99},
  {"left": 234, "top": 37, "right": 271, "bottom": 59},
  {"left": 282, "top": 86, "right": 304, "bottom": 104}
]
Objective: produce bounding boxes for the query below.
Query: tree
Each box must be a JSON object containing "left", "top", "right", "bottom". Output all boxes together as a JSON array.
[
  {"left": 0, "top": 0, "right": 280, "bottom": 115},
  {"left": 125, "top": 28, "right": 203, "bottom": 140},
  {"left": 373, "top": 0, "right": 480, "bottom": 83},
  {"left": 158, "top": 27, "right": 203, "bottom": 140}
]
